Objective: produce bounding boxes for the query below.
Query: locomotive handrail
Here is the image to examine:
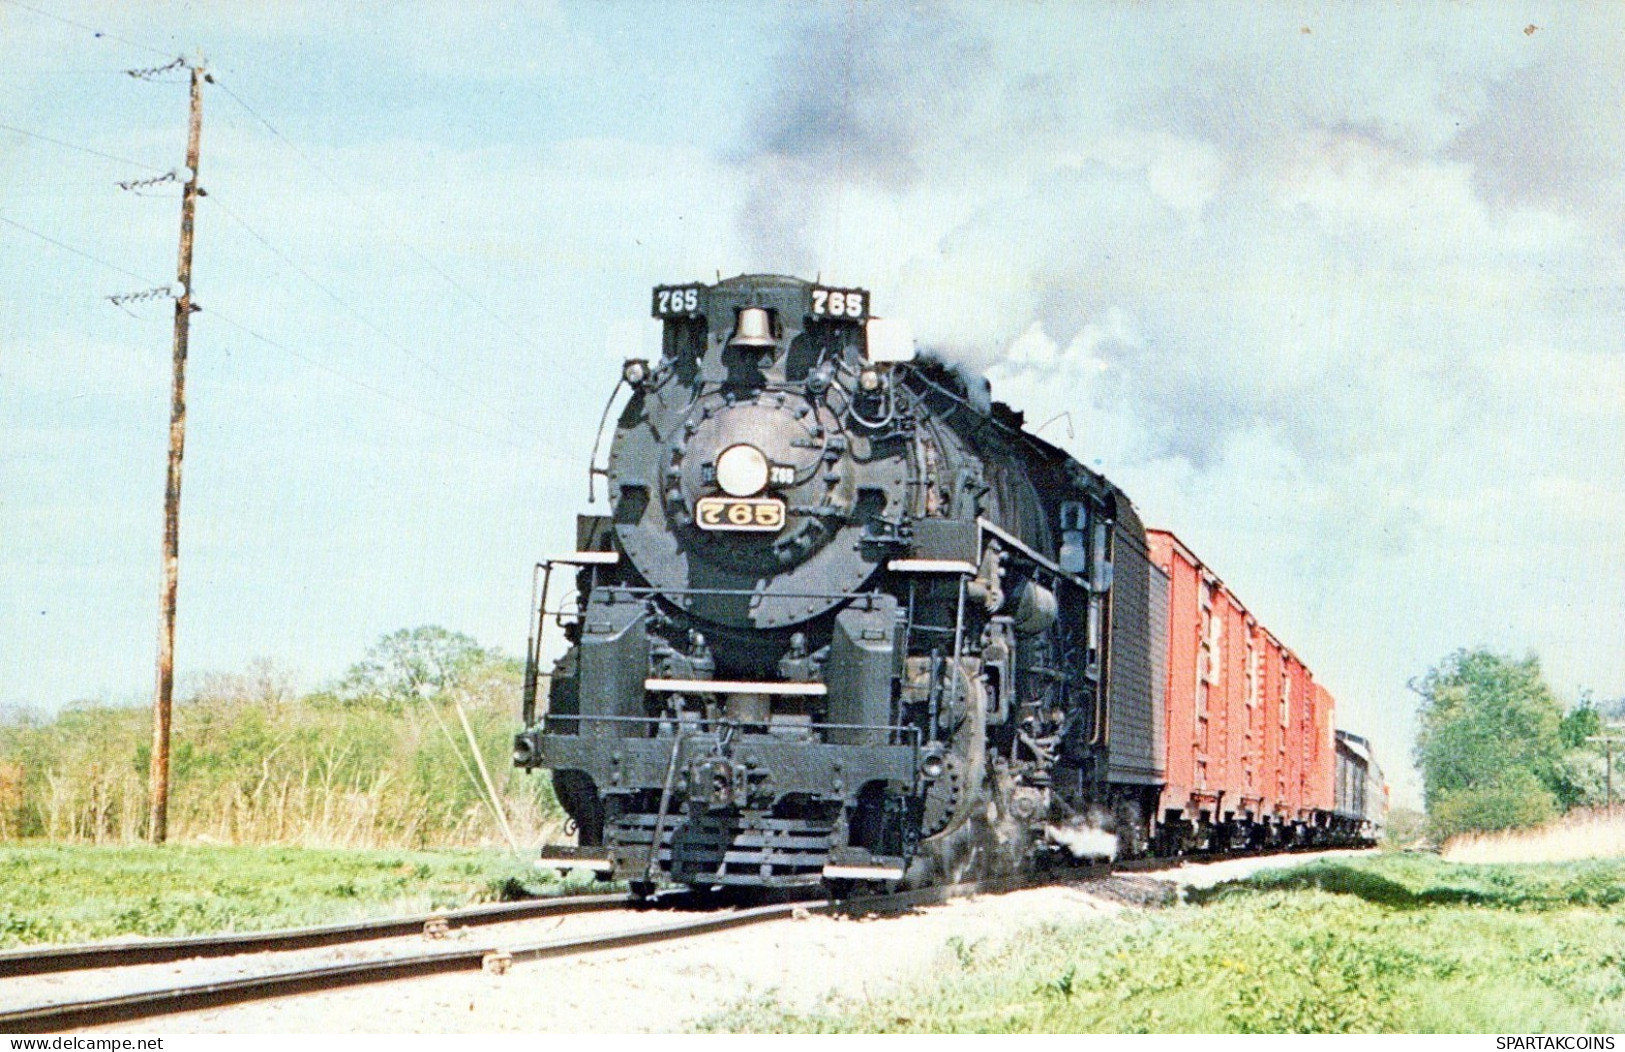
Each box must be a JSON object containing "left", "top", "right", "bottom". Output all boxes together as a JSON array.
[
  {"left": 524, "top": 555, "right": 618, "bottom": 724},
  {"left": 551, "top": 551, "right": 621, "bottom": 565},
  {"left": 977, "top": 516, "right": 1089, "bottom": 590}
]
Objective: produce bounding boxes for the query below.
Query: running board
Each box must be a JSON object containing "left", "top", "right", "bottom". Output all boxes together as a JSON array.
[
  {"left": 821, "top": 863, "right": 905, "bottom": 881},
  {"left": 888, "top": 558, "right": 978, "bottom": 575},
  {"left": 645, "top": 678, "right": 827, "bottom": 696},
  {"left": 535, "top": 846, "right": 614, "bottom": 873}
]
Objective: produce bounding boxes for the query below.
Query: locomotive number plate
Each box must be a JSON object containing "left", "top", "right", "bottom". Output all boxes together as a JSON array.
[
  {"left": 652, "top": 284, "right": 704, "bottom": 318},
  {"left": 695, "top": 496, "right": 786, "bottom": 532},
  {"left": 810, "top": 286, "right": 868, "bottom": 320}
]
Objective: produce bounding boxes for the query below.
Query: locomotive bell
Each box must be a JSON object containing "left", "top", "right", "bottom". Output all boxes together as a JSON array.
[{"left": 729, "top": 306, "right": 776, "bottom": 348}]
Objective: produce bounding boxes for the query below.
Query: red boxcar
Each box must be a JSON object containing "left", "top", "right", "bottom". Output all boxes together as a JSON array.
[{"left": 1148, "top": 529, "right": 1336, "bottom": 849}]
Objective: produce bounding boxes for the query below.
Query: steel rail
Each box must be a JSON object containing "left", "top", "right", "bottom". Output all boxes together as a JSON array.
[
  {"left": 0, "top": 892, "right": 629, "bottom": 978},
  {"left": 0, "top": 878, "right": 1000, "bottom": 1033},
  {"left": 0, "top": 851, "right": 1342, "bottom": 1033}
]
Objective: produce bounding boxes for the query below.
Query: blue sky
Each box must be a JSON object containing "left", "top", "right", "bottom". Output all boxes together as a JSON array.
[{"left": 5, "top": 1, "right": 1624, "bottom": 808}]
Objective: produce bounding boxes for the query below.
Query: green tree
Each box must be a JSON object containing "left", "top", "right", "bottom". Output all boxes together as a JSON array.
[
  {"left": 330, "top": 626, "right": 495, "bottom": 710},
  {"left": 1559, "top": 697, "right": 1602, "bottom": 749},
  {"left": 1412, "top": 649, "right": 1568, "bottom": 840}
]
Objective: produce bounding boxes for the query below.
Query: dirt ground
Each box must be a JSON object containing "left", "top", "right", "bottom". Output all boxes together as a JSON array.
[{"left": 63, "top": 849, "right": 1368, "bottom": 1033}]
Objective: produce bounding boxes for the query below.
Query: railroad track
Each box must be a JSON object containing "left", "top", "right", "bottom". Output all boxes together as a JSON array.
[
  {"left": 0, "top": 877, "right": 1015, "bottom": 1033},
  {"left": 0, "top": 893, "right": 631, "bottom": 978},
  {"left": 1, "top": 850, "right": 1320, "bottom": 1034}
]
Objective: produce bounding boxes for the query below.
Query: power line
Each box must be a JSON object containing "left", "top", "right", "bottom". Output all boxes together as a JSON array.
[
  {"left": 204, "top": 191, "right": 557, "bottom": 455},
  {"left": 0, "top": 0, "right": 176, "bottom": 59},
  {"left": 204, "top": 76, "right": 575, "bottom": 460},
  {"left": 211, "top": 77, "right": 551, "bottom": 356},
  {"left": 0, "top": 213, "right": 160, "bottom": 284},
  {"left": 4, "top": 53, "right": 569, "bottom": 460},
  {"left": 203, "top": 306, "right": 536, "bottom": 452},
  {"left": 0, "top": 119, "right": 168, "bottom": 172},
  {"left": 0, "top": 212, "right": 536, "bottom": 453}
]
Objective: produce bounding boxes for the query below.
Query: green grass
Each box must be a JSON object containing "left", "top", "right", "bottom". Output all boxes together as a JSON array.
[
  {"left": 1193, "top": 851, "right": 1625, "bottom": 912},
  {"left": 699, "top": 853, "right": 1625, "bottom": 1033},
  {"left": 0, "top": 842, "right": 595, "bottom": 947}
]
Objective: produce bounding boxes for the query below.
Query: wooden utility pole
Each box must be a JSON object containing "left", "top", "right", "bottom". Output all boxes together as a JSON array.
[{"left": 148, "top": 61, "right": 205, "bottom": 844}]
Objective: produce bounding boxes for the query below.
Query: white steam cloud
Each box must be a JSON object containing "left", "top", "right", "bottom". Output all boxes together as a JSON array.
[{"left": 1046, "top": 821, "right": 1119, "bottom": 861}]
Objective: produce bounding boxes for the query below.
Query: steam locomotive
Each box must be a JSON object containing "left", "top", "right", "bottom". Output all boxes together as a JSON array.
[{"left": 513, "top": 274, "right": 1385, "bottom": 895}]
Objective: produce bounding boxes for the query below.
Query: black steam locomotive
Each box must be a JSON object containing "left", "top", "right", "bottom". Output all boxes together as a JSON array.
[{"left": 514, "top": 273, "right": 1171, "bottom": 894}]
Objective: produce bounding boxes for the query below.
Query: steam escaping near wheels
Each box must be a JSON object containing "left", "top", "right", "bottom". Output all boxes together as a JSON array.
[{"left": 1045, "top": 821, "right": 1119, "bottom": 860}]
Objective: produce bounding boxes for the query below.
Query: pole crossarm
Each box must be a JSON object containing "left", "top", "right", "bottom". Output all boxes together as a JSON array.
[
  {"left": 124, "top": 57, "right": 186, "bottom": 80},
  {"left": 107, "top": 286, "right": 175, "bottom": 307},
  {"left": 116, "top": 170, "right": 178, "bottom": 192}
]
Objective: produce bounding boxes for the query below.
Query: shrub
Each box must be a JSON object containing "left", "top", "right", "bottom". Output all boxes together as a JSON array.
[{"left": 0, "top": 633, "right": 562, "bottom": 849}]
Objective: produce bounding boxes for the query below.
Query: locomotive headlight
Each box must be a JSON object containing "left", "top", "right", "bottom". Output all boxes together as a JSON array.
[
  {"left": 858, "top": 366, "right": 883, "bottom": 392},
  {"left": 715, "top": 444, "right": 770, "bottom": 497}
]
